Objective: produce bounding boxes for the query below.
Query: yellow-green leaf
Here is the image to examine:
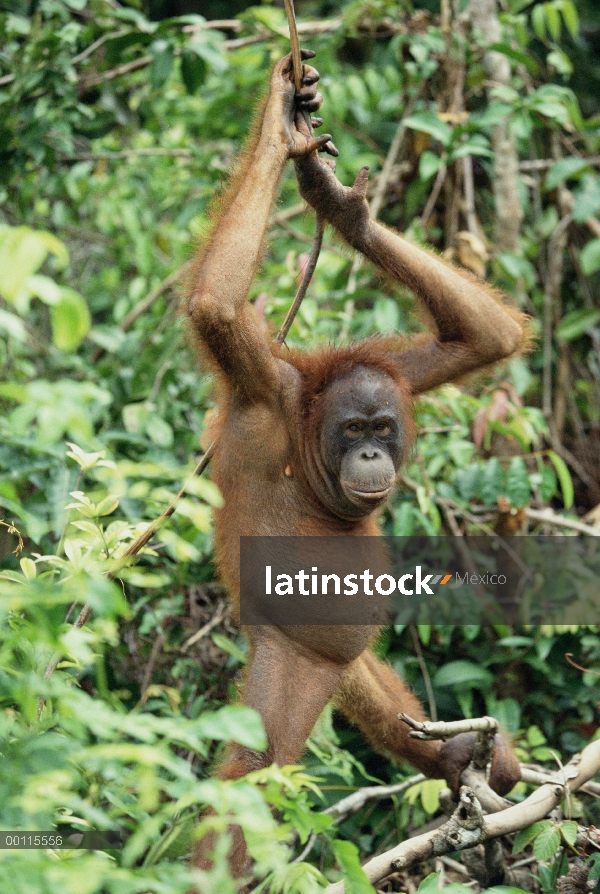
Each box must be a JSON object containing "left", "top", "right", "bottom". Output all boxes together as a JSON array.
[
  {"left": 20, "top": 557, "right": 37, "bottom": 580},
  {"left": 50, "top": 288, "right": 91, "bottom": 351},
  {"left": 547, "top": 451, "right": 574, "bottom": 509}
]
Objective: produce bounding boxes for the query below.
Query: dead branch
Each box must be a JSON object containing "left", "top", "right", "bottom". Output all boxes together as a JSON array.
[
  {"left": 519, "top": 156, "right": 600, "bottom": 172},
  {"left": 181, "top": 599, "right": 228, "bottom": 652},
  {"left": 525, "top": 507, "right": 600, "bottom": 537},
  {"left": 399, "top": 715, "right": 499, "bottom": 740},
  {"left": 325, "top": 739, "right": 600, "bottom": 893},
  {"left": 324, "top": 774, "right": 426, "bottom": 823}
]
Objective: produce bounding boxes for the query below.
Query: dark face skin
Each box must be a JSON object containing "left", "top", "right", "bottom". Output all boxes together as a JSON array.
[{"left": 318, "top": 366, "right": 406, "bottom": 517}]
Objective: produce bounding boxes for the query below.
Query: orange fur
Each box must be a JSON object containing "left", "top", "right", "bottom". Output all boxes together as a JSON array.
[{"left": 184, "top": 61, "right": 524, "bottom": 882}]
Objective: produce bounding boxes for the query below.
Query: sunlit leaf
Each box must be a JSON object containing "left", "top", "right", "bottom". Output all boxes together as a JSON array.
[
  {"left": 547, "top": 451, "right": 574, "bottom": 508},
  {"left": 49, "top": 288, "right": 91, "bottom": 351}
]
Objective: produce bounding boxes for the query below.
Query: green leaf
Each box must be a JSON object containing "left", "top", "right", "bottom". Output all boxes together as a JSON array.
[
  {"left": 479, "top": 457, "right": 505, "bottom": 505},
  {"left": 374, "top": 297, "right": 400, "bottom": 333},
  {"left": 0, "top": 308, "right": 27, "bottom": 341},
  {"left": 533, "top": 825, "right": 561, "bottom": 861},
  {"left": 211, "top": 632, "right": 247, "bottom": 664},
  {"left": 505, "top": 457, "right": 530, "bottom": 507},
  {"left": 547, "top": 450, "right": 574, "bottom": 508},
  {"left": 572, "top": 174, "right": 600, "bottom": 223},
  {"left": 28, "top": 274, "right": 61, "bottom": 305},
  {"left": 145, "top": 415, "right": 174, "bottom": 448},
  {"left": 49, "top": 288, "right": 91, "bottom": 351},
  {"left": 151, "top": 40, "right": 175, "bottom": 89},
  {"left": 540, "top": 464, "right": 557, "bottom": 501},
  {"left": 489, "top": 697, "right": 521, "bottom": 734},
  {"left": 450, "top": 138, "right": 493, "bottom": 160},
  {"left": 187, "top": 34, "right": 228, "bottom": 75},
  {"left": 579, "top": 238, "right": 600, "bottom": 276},
  {"left": 544, "top": 2, "right": 561, "bottom": 40},
  {"left": 433, "top": 660, "right": 494, "bottom": 689},
  {"left": 420, "top": 778, "right": 443, "bottom": 815},
  {"left": 486, "top": 888, "right": 536, "bottom": 894},
  {"left": 560, "top": 820, "right": 578, "bottom": 846},
  {"left": 196, "top": 705, "right": 267, "bottom": 751},
  {"left": 560, "top": 0, "right": 579, "bottom": 38},
  {"left": 417, "top": 872, "right": 442, "bottom": 894},
  {"left": 20, "top": 557, "right": 37, "bottom": 580},
  {"left": 419, "top": 150, "right": 443, "bottom": 180},
  {"left": 556, "top": 309, "right": 600, "bottom": 342},
  {"left": 455, "top": 465, "right": 482, "bottom": 502},
  {"left": 470, "top": 102, "right": 514, "bottom": 128},
  {"left": 547, "top": 50, "right": 573, "bottom": 77},
  {"left": 184, "top": 475, "right": 224, "bottom": 508},
  {"left": 403, "top": 111, "right": 452, "bottom": 147},
  {"left": 527, "top": 725, "right": 547, "bottom": 746},
  {"left": 488, "top": 43, "right": 540, "bottom": 74},
  {"left": 545, "top": 157, "right": 589, "bottom": 190},
  {"left": 95, "top": 496, "right": 119, "bottom": 517},
  {"left": 531, "top": 3, "right": 547, "bottom": 40},
  {"left": 0, "top": 225, "right": 68, "bottom": 304},
  {"left": 513, "top": 821, "right": 552, "bottom": 854},
  {"left": 332, "top": 840, "right": 377, "bottom": 894},
  {"left": 587, "top": 854, "right": 600, "bottom": 880},
  {"left": 180, "top": 49, "right": 207, "bottom": 94}
]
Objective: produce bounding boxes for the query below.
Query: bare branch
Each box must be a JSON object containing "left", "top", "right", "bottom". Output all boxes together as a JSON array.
[
  {"left": 325, "top": 739, "right": 600, "bottom": 893},
  {"left": 526, "top": 507, "right": 600, "bottom": 537}
]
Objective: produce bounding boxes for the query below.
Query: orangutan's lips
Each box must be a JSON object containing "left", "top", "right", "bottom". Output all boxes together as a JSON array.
[{"left": 343, "top": 484, "right": 393, "bottom": 502}]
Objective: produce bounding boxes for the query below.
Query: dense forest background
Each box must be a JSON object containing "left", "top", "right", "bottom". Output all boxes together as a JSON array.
[{"left": 1, "top": 1, "right": 600, "bottom": 893}]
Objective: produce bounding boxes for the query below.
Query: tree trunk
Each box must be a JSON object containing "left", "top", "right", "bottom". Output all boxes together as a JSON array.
[{"left": 468, "top": 0, "right": 523, "bottom": 253}]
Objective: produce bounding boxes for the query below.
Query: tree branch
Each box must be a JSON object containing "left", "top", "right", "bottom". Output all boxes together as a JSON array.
[{"left": 325, "top": 739, "right": 600, "bottom": 893}]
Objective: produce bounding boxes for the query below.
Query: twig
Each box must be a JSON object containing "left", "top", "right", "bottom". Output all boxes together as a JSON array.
[
  {"left": 324, "top": 774, "right": 426, "bottom": 822},
  {"left": 291, "top": 774, "right": 427, "bottom": 864},
  {"left": 525, "top": 507, "right": 600, "bottom": 537},
  {"left": 181, "top": 600, "right": 228, "bottom": 652},
  {"left": 399, "top": 714, "right": 499, "bottom": 740},
  {"left": 343, "top": 102, "right": 416, "bottom": 330},
  {"left": 80, "top": 55, "right": 152, "bottom": 90},
  {"left": 276, "top": 217, "right": 324, "bottom": 343},
  {"left": 120, "top": 270, "right": 181, "bottom": 332},
  {"left": 521, "top": 765, "right": 600, "bottom": 797},
  {"left": 293, "top": 831, "right": 318, "bottom": 863},
  {"left": 271, "top": 202, "right": 307, "bottom": 225},
  {"left": 440, "top": 855, "right": 473, "bottom": 877},
  {"left": 140, "top": 632, "right": 166, "bottom": 698},
  {"left": 38, "top": 603, "right": 93, "bottom": 718},
  {"left": 461, "top": 767, "right": 512, "bottom": 814},
  {"left": 437, "top": 499, "right": 492, "bottom": 603},
  {"left": 59, "top": 148, "right": 194, "bottom": 162},
  {"left": 70, "top": 30, "right": 128, "bottom": 66},
  {"left": 462, "top": 155, "right": 477, "bottom": 236},
  {"left": 283, "top": 0, "right": 303, "bottom": 93},
  {"left": 114, "top": 445, "right": 215, "bottom": 570},
  {"left": 519, "top": 156, "right": 600, "bottom": 172},
  {"left": 183, "top": 20, "right": 243, "bottom": 33},
  {"left": 409, "top": 625, "right": 437, "bottom": 722},
  {"left": 420, "top": 164, "right": 448, "bottom": 228},
  {"left": 543, "top": 212, "right": 571, "bottom": 420},
  {"left": 370, "top": 109, "right": 415, "bottom": 220},
  {"left": 91, "top": 269, "right": 181, "bottom": 364}
]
